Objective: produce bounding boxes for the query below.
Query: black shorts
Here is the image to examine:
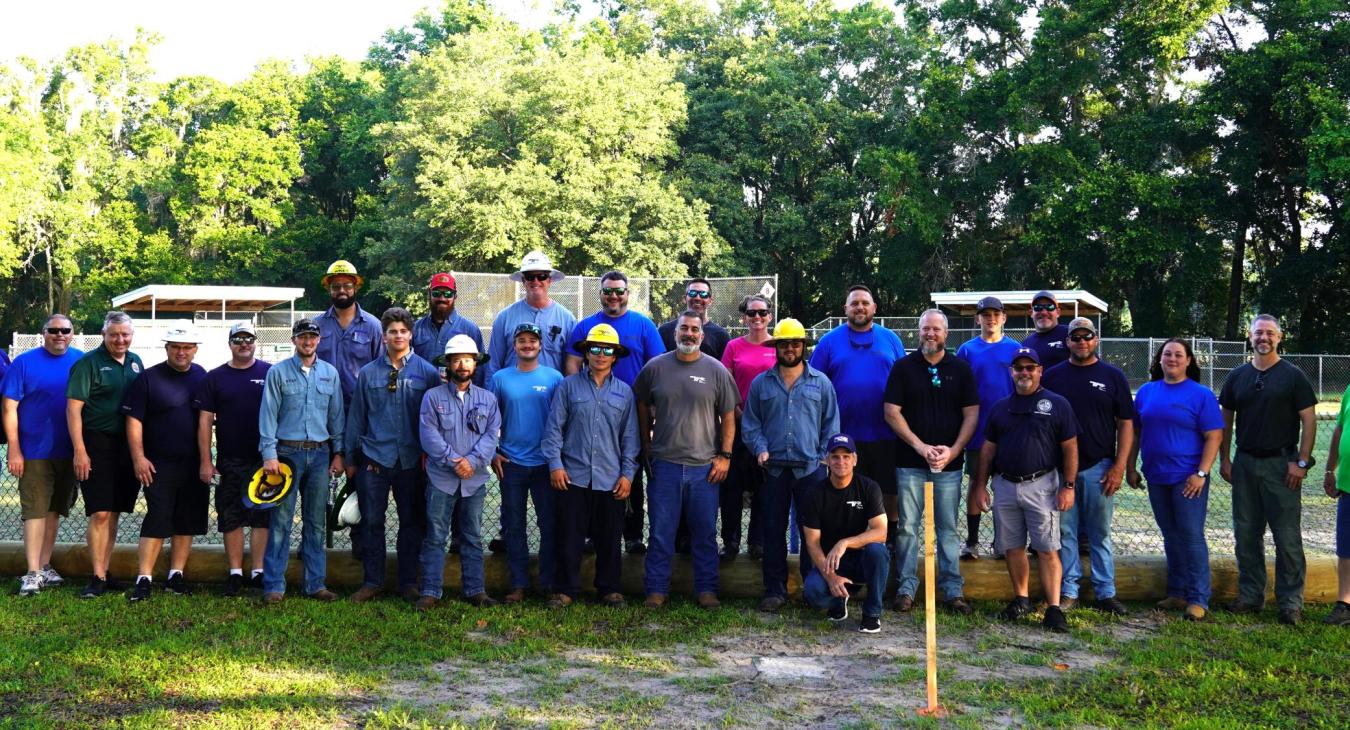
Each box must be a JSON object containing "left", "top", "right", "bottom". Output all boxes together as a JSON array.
[
  {"left": 216, "top": 455, "right": 272, "bottom": 533},
  {"left": 139, "top": 460, "right": 210, "bottom": 538},
  {"left": 80, "top": 430, "right": 140, "bottom": 515},
  {"left": 855, "top": 439, "right": 897, "bottom": 496}
]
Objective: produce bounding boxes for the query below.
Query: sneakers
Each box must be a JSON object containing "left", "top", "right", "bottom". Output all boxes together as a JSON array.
[
  {"left": 828, "top": 595, "right": 849, "bottom": 622},
  {"left": 1043, "top": 605, "right": 1069, "bottom": 633},
  {"left": 166, "top": 573, "right": 193, "bottom": 596},
  {"left": 250, "top": 572, "right": 264, "bottom": 591},
  {"left": 222, "top": 573, "right": 245, "bottom": 597},
  {"left": 40, "top": 565, "right": 64, "bottom": 586},
  {"left": 129, "top": 577, "right": 152, "bottom": 602},
  {"left": 859, "top": 615, "right": 882, "bottom": 633},
  {"left": 892, "top": 594, "right": 915, "bottom": 613},
  {"left": 1325, "top": 602, "right": 1350, "bottom": 626},
  {"left": 758, "top": 595, "right": 786, "bottom": 613},
  {"left": 1093, "top": 596, "right": 1130, "bottom": 616},
  {"left": 19, "top": 572, "right": 43, "bottom": 596},
  {"left": 999, "top": 597, "right": 1032, "bottom": 621},
  {"left": 960, "top": 543, "right": 979, "bottom": 561},
  {"left": 942, "top": 596, "right": 974, "bottom": 616},
  {"left": 79, "top": 576, "right": 109, "bottom": 599},
  {"left": 1278, "top": 608, "right": 1302, "bottom": 626}
]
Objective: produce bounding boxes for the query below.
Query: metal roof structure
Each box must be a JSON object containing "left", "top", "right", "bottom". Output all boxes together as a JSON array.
[
  {"left": 930, "top": 289, "right": 1109, "bottom": 318},
  {"left": 111, "top": 285, "right": 306, "bottom": 315}
]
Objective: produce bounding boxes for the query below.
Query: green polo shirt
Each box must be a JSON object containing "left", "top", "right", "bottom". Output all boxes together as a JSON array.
[{"left": 65, "top": 344, "right": 144, "bottom": 435}]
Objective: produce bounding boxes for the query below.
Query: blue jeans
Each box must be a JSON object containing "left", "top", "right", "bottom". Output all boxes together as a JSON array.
[
  {"left": 645, "top": 459, "right": 720, "bottom": 595},
  {"left": 760, "top": 466, "right": 824, "bottom": 599},
  {"left": 1060, "top": 459, "right": 1118, "bottom": 600},
  {"left": 356, "top": 464, "right": 426, "bottom": 590},
  {"left": 803, "top": 542, "right": 889, "bottom": 618},
  {"left": 1148, "top": 478, "right": 1211, "bottom": 608},
  {"left": 500, "top": 461, "right": 556, "bottom": 592},
  {"left": 263, "top": 445, "right": 331, "bottom": 595},
  {"left": 896, "top": 468, "right": 964, "bottom": 600},
  {"left": 420, "top": 487, "right": 485, "bottom": 598}
]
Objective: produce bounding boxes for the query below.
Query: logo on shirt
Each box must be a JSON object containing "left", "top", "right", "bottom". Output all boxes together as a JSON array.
[
  {"left": 250, "top": 379, "right": 265, "bottom": 386},
  {"left": 846, "top": 500, "right": 863, "bottom": 509},
  {"left": 1049, "top": 342, "right": 1064, "bottom": 349},
  {"left": 1036, "top": 398, "right": 1053, "bottom": 414},
  {"left": 131, "top": 363, "right": 141, "bottom": 373},
  {"left": 531, "top": 385, "right": 549, "bottom": 392},
  {"left": 1090, "top": 380, "right": 1107, "bottom": 392},
  {"left": 689, "top": 375, "right": 707, "bottom": 384}
]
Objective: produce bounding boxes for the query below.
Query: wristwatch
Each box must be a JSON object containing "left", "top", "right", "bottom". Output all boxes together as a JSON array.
[
  {"left": 715, "top": 451, "right": 733, "bottom": 459},
  {"left": 1297, "top": 457, "right": 1316, "bottom": 469},
  {"left": 1061, "top": 481, "right": 1074, "bottom": 490},
  {"left": 1196, "top": 470, "right": 1208, "bottom": 479}
]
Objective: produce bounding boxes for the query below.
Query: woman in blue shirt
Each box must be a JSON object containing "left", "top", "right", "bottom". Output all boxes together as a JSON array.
[{"left": 1126, "top": 339, "right": 1223, "bottom": 621}]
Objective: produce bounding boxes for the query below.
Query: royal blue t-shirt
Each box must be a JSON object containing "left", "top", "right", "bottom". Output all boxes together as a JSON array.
[
  {"left": 984, "top": 388, "right": 1079, "bottom": 476},
  {"left": 490, "top": 365, "right": 564, "bottom": 466},
  {"left": 955, "top": 335, "right": 1022, "bottom": 451},
  {"left": 120, "top": 362, "right": 208, "bottom": 462},
  {"left": 808, "top": 325, "right": 906, "bottom": 442},
  {"left": 193, "top": 360, "right": 271, "bottom": 461},
  {"left": 1042, "top": 359, "right": 1135, "bottom": 468},
  {"left": 1, "top": 347, "right": 83, "bottom": 459},
  {"left": 1134, "top": 379, "right": 1223, "bottom": 486},
  {"left": 1021, "top": 324, "right": 1070, "bottom": 369},
  {"left": 565, "top": 310, "right": 666, "bottom": 387}
]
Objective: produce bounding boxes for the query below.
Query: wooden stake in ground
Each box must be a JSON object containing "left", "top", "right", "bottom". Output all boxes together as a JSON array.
[{"left": 916, "top": 477, "right": 948, "bottom": 718}]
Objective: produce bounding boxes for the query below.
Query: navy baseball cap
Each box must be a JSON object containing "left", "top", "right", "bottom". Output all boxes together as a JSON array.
[
  {"left": 975, "top": 296, "right": 1004, "bottom": 313},
  {"left": 827, "top": 433, "right": 857, "bottom": 453},
  {"left": 1011, "top": 347, "right": 1040, "bottom": 365}
]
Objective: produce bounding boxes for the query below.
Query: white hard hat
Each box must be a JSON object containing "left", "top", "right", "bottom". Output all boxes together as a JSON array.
[
  {"left": 337, "top": 491, "right": 361, "bottom": 528},
  {"left": 162, "top": 327, "right": 203, "bottom": 344},
  {"left": 509, "top": 250, "right": 565, "bottom": 282},
  {"left": 441, "top": 334, "right": 488, "bottom": 364}
]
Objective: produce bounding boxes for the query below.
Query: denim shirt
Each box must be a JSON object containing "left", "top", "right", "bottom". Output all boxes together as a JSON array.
[
  {"left": 419, "top": 383, "right": 500, "bottom": 496},
  {"left": 412, "top": 311, "right": 485, "bottom": 365},
  {"left": 315, "top": 303, "right": 385, "bottom": 405},
  {"left": 345, "top": 352, "right": 442, "bottom": 470},
  {"left": 258, "top": 356, "right": 345, "bottom": 461},
  {"left": 541, "top": 371, "right": 639, "bottom": 490},
  {"left": 483, "top": 299, "right": 576, "bottom": 382},
  {"left": 741, "top": 365, "right": 840, "bottom": 479}
]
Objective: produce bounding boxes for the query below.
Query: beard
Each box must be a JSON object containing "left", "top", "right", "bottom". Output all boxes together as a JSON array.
[
  {"left": 331, "top": 294, "right": 355, "bottom": 310},
  {"left": 449, "top": 369, "right": 474, "bottom": 383},
  {"left": 676, "top": 341, "right": 700, "bottom": 356},
  {"left": 776, "top": 351, "right": 802, "bottom": 368},
  {"left": 920, "top": 341, "right": 944, "bottom": 356},
  {"left": 848, "top": 312, "right": 873, "bottom": 328},
  {"left": 1070, "top": 349, "right": 1095, "bottom": 363}
]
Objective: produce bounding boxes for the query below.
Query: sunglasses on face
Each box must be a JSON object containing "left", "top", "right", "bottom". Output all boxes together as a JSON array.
[
  {"left": 329, "top": 283, "right": 355, "bottom": 292},
  {"left": 1032, "top": 303, "right": 1057, "bottom": 312},
  {"left": 46, "top": 327, "right": 73, "bottom": 335},
  {"left": 601, "top": 287, "right": 628, "bottom": 296},
  {"left": 745, "top": 309, "right": 771, "bottom": 318},
  {"left": 1069, "top": 333, "right": 1096, "bottom": 342},
  {"left": 430, "top": 288, "right": 456, "bottom": 299},
  {"left": 686, "top": 289, "right": 711, "bottom": 299},
  {"left": 1011, "top": 364, "right": 1040, "bottom": 373},
  {"left": 927, "top": 365, "right": 942, "bottom": 388},
  {"left": 521, "top": 272, "right": 551, "bottom": 282},
  {"left": 229, "top": 336, "right": 256, "bottom": 345},
  {"left": 588, "top": 345, "right": 617, "bottom": 357}
]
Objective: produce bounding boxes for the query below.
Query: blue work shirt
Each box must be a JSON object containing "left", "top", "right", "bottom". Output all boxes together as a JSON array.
[
  {"left": 541, "top": 370, "right": 640, "bottom": 490},
  {"left": 345, "top": 351, "right": 442, "bottom": 470},
  {"left": 419, "top": 383, "right": 500, "bottom": 496},
  {"left": 565, "top": 310, "right": 666, "bottom": 386},
  {"left": 491, "top": 365, "right": 564, "bottom": 466},
  {"left": 315, "top": 303, "right": 385, "bottom": 404},
  {"left": 412, "top": 311, "right": 484, "bottom": 365},
  {"left": 741, "top": 365, "right": 840, "bottom": 479},
  {"left": 258, "top": 356, "right": 345, "bottom": 461},
  {"left": 483, "top": 299, "right": 576, "bottom": 382},
  {"left": 807, "top": 324, "right": 905, "bottom": 442}
]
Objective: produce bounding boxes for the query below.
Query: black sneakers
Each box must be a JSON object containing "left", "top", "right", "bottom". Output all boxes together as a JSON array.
[
  {"left": 250, "top": 572, "right": 264, "bottom": 590},
  {"left": 1093, "top": 596, "right": 1130, "bottom": 616},
  {"left": 166, "top": 573, "right": 193, "bottom": 596},
  {"left": 223, "top": 573, "right": 245, "bottom": 597},
  {"left": 129, "top": 577, "right": 152, "bottom": 603},
  {"left": 1043, "top": 605, "right": 1069, "bottom": 633},
  {"left": 79, "top": 577, "right": 108, "bottom": 599},
  {"left": 828, "top": 595, "right": 849, "bottom": 622},
  {"left": 859, "top": 615, "right": 882, "bottom": 633},
  {"left": 999, "top": 596, "right": 1032, "bottom": 621}
]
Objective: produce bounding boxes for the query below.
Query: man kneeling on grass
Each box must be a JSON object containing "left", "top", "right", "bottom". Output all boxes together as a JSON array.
[{"left": 801, "top": 434, "right": 889, "bottom": 633}]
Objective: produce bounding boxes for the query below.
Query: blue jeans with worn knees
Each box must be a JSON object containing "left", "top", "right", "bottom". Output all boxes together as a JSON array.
[
  {"left": 357, "top": 464, "right": 426, "bottom": 590},
  {"left": 420, "top": 487, "right": 486, "bottom": 598},
  {"left": 500, "top": 461, "right": 557, "bottom": 592},
  {"left": 896, "top": 468, "right": 964, "bottom": 600},
  {"left": 1147, "top": 479, "right": 1211, "bottom": 608},
  {"left": 645, "top": 459, "right": 721, "bottom": 596},
  {"left": 803, "top": 542, "right": 890, "bottom": 618},
  {"left": 1059, "top": 459, "right": 1117, "bottom": 600},
  {"left": 263, "top": 446, "right": 331, "bottom": 595}
]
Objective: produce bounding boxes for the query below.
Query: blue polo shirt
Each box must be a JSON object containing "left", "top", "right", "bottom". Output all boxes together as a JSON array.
[
  {"left": 1021, "top": 324, "right": 1070, "bottom": 368},
  {"left": 565, "top": 310, "right": 666, "bottom": 386},
  {"left": 807, "top": 325, "right": 906, "bottom": 442},
  {"left": 983, "top": 388, "right": 1078, "bottom": 477},
  {"left": 1134, "top": 379, "right": 1223, "bottom": 486},
  {"left": 490, "top": 365, "right": 564, "bottom": 466},
  {"left": 956, "top": 335, "right": 1022, "bottom": 451},
  {"left": 1, "top": 347, "right": 84, "bottom": 459}
]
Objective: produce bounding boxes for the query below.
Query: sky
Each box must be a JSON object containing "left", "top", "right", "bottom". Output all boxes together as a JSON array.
[{"left": 0, "top": 0, "right": 559, "bottom": 82}]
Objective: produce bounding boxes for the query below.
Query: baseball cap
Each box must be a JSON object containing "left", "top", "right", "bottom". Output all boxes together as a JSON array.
[
  {"left": 291, "top": 319, "right": 320, "bottom": 337},
  {"left": 161, "top": 327, "right": 203, "bottom": 345},
  {"left": 1032, "top": 290, "right": 1058, "bottom": 304},
  {"left": 513, "top": 322, "right": 543, "bottom": 339},
  {"left": 975, "top": 296, "right": 1004, "bottom": 313},
  {"left": 229, "top": 322, "right": 257, "bottom": 337},
  {"left": 429, "top": 272, "right": 456, "bottom": 290},
  {"left": 1011, "top": 347, "right": 1040, "bottom": 365},
  {"left": 1067, "top": 317, "right": 1097, "bottom": 335},
  {"left": 827, "top": 433, "right": 857, "bottom": 454}
]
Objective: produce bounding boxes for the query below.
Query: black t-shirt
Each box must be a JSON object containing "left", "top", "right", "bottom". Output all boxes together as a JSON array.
[
  {"left": 984, "top": 388, "right": 1079, "bottom": 476},
  {"left": 193, "top": 360, "right": 271, "bottom": 460},
  {"left": 120, "top": 362, "right": 208, "bottom": 462},
  {"left": 801, "top": 473, "right": 885, "bottom": 554},
  {"left": 884, "top": 350, "right": 980, "bottom": 471},
  {"left": 1041, "top": 359, "right": 1135, "bottom": 468},
  {"left": 1021, "top": 324, "right": 1071, "bottom": 368},
  {"left": 658, "top": 319, "right": 730, "bottom": 360},
  {"left": 1218, "top": 360, "right": 1317, "bottom": 453}
]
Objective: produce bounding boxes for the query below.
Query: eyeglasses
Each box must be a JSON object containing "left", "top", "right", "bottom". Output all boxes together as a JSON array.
[
  {"left": 521, "top": 272, "right": 551, "bottom": 282},
  {"left": 1254, "top": 371, "right": 1266, "bottom": 392},
  {"left": 329, "top": 283, "right": 356, "bottom": 292},
  {"left": 387, "top": 369, "right": 400, "bottom": 392},
  {"left": 45, "top": 327, "right": 73, "bottom": 335},
  {"left": 601, "top": 287, "right": 628, "bottom": 296},
  {"left": 588, "top": 345, "right": 617, "bottom": 357},
  {"left": 430, "top": 288, "right": 456, "bottom": 299},
  {"left": 927, "top": 365, "right": 942, "bottom": 388},
  {"left": 1011, "top": 364, "right": 1040, "bottom": 373},
  {"left": 686, "top": 289, "right": 712, "bottom": 299},
  {"left": 1032, "top": 303, "right": 1057, "bottom": 312},
  {"left": 229, "top": 336, "right": 256, "bottom": 345},
  {"left": 1069, "top": 333, "right": 1096, "bottom": 342},
  {"left": 745, "top": 309, "right": 771, "bottom": 318}
]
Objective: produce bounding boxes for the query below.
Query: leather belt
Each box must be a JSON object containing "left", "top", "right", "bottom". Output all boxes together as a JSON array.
[
  {"left": 1237, "top": 447, "right": 1286, "bottom": 459},
  {"left": 1000, "top": 468, "right": 1053, "bottom": 484},
  {"left": 278, "top": 439, "right": 328, "bottom": 450}
]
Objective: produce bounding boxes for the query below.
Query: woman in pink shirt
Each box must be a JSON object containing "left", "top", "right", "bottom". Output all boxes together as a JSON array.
[{"left": 718, "top": 295, "right": 778, "bottom": 560}]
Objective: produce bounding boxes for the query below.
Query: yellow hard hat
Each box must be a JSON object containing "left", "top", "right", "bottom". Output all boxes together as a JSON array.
[
  {"left": 764, "top": 318, "right": 814, "bottom": 346},
  {"left": 573, "top": 323, "right": 630, "bottom": 357},
  {"left": 321, "top": 259, "right": 364, "bottom": 289}
]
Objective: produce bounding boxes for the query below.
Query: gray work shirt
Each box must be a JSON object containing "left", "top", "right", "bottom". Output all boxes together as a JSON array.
[{"left": 633, "top": 352, "right": 738, "bottom": 466}]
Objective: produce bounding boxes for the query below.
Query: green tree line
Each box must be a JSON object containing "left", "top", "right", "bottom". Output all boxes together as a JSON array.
[{"left": 1, "top": 0, "right": 1346, "bottom": 348}]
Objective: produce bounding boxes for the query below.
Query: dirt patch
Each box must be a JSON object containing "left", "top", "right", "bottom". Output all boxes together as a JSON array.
[{"left": 377, "top": 610, "right": 1163, "bottom": 728}]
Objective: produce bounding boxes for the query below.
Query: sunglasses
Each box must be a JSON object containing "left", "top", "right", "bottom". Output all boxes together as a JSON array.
[
  {"left": 601, "top": 287, "right": 628, "bottom": 296},
  {"left": 45, "top": 327, "right": 73, "bottom": 335},
  {"left": 1254, "top": 371, "right": 1266, "bottom": 392},
  {"left": 387, "top": 369, "right": 400, "bottom": 392},
  {"left": 229, "top": 336, "right": 256, "bottom": 345},
  {"left": 430, "top": 288, "right": 456, "bottom": 299},
  {"left": 588, "top": 345, "right": 617, "bottom": 357},
  {"left": 1032, "top": 303, "right": 1057, "bottom": 312},
  {"left": 329, "top": 282, "right": 356, "bottom": 292},
  {"left": 686, "top": 289, "right": 711, "bottom": 299},
  {"left": 927, "top": 365, "right": 942, "bottom": 388},
  {"left": 745, "top": 309, "right": 771, "bottom": 318},
  {"left": 1069, "top": 333, "right": 1096, "bottom": 342},
  {"left": 521, "top": 272, "right": 551, "bottom": 282},
  {"left": 1011, "top": 364, "right": 1040, "bottom": 373}
]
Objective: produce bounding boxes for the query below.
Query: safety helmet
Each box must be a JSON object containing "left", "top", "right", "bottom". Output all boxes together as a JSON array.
[
  {"left": 572, "top": 323, "right": 630, "bottom": 357},
  {"left": 764, "top": 318, "right": 815, "bottom": 346},
  {"left": 321, "top": 259, "right": 364, "bottom": 288}
]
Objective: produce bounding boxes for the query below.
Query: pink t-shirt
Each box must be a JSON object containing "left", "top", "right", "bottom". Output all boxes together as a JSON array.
[{"left": 721, "top": 336, "right": 778, "bottom": 404}]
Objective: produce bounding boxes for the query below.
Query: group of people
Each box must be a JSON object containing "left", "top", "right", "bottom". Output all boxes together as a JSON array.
[{"left": 5, "top": 259, "right": 1348, "bottom": 634}]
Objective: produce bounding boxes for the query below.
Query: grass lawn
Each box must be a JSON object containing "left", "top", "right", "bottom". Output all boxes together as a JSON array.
[{"left": 1, "top": 585, "right": 1347, "bottom": 729}]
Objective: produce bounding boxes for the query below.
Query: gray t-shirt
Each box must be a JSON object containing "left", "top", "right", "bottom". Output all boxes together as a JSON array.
[{"left": 634, "top": 352, "right": 739, "bottom": 466}]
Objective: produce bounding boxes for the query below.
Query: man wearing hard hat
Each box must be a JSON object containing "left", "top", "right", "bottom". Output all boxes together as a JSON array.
[
  {"left": 121, "top": 327, "right": 210, "bottom": 602},
  {"left": 483, "top": 250, "right": 576, "bottom": 382},
  {"left": 741, "top": 318, "right": 839, "bottom": 613},
  {"left": 417, "top": 335, "right": 502, "bottom": 609},
  {"left": 542, "top": 323, "right": 640, "bottom": 608},
  {"left": 316, "top": 260, "right": 385, "bottom": 405}
]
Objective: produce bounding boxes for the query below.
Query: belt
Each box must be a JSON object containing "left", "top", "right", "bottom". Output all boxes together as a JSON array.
[
  {"left": 278, "top": 439, "right": 329, "bottom": 450},
  {"left": 1000, "top": 468, "right": 1053, "bottom": 484},
  {"left": 1237, "top": 447, "right": 1286, "bottom": 459}
]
